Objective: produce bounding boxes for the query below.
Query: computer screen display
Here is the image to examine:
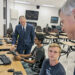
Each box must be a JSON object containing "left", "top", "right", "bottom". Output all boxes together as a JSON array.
[
  {"left": 25, "top": 10, "right": 39, "bottom": 20},
  {"left": 51, "top": 17, "right": 58, "bottom": 23}
]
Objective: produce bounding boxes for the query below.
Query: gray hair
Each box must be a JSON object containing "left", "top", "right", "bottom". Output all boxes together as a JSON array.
[
  {"left": 60, "top": 0, "right": 75, "bottom": 15},
  {"left": 19, "top": 16, "right": 25, "bottom": 20}
]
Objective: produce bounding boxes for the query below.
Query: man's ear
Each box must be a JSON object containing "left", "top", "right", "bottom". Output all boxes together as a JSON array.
[{"left": 72, "top": 9, "right": 75, "bottom": 18}]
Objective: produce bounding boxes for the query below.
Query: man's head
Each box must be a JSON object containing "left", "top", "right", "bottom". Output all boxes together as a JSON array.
[
  {"left": 48, "top": 43, "right": 61, "bottom": 61},
  {"left": 59, "top": 0, "right": 75, "bottom": 40},
  {"left": 19, "top": 16, "right": 26, "bottom": 26},
  {"left": 34, "top": 34, "right": 44, "bottom": 45}
]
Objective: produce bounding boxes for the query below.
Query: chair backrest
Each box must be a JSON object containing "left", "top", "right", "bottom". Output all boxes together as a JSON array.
[
  {"left": 43, "top": 27, "right": 51, "bottom": 33},
  {"left": 36, "top": 26, "right": 42, "bottom": 32}
]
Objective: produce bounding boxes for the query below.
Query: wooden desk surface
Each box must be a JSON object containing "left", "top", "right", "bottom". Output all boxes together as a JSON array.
[
  {"left": 46, "top": 36, "right": 57, "bottom": 39},
  {"left": 60, "top": 33, "right": 67, "bottom": 35},
  {"left": 59, "top": 35, "right": 68, "bottom": 39},
  {"left": 49, "top": 32, "right": 57, "bottom": 35},
  {"left": 0, "top": 38, "right": 14, "bottom": 50},
  {"left": 0, "top": 44, "right": 13, "bottom": 50},
  {"left": 61, "top": 41, "right": 75, "bottom": 46},
  {"left": 36, "top": 32, "right": 45, "bottom": 34},
  {"left": 0, "top": 51, "right": 27, "bottom": 75}
]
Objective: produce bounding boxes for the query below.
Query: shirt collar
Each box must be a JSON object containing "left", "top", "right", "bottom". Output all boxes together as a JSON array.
[{"left": 22, "top": 23, "right": 27, "bottom": 30}]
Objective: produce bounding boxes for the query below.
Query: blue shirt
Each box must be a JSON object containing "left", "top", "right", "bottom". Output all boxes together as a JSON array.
[{"left": 39, "top": 59, "right": 66, "bottom": 75}]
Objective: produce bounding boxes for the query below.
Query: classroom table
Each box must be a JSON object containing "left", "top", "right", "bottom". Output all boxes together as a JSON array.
[
  {"left": 45, "top": 36, "right": 57, "bottom": 39},
  {"left": 60, "top": 41, "right": 75, "bottom": 57},
  {"left": 44, "top": 35, "right": 58, "bottom": 44},
  {"left": 0, "top": 38, "right": 16, "bottom": 50},
  {"left": 61, "top": 41, "right": 75, "bottom": 46},
  {"left": 60, "top": 33, "right": 67, "bottom": 36},
  {"left": 35, "top": 32, "right": 46, "bottom": 35},
  {"left": 59, "top": 36, "right": 68, "bottom": 39},
  {"left": 0, "top": 51, "right": 27, "bottom": 75},
  {"left": 49, "top": 32, "right": 57, "bottom": 36},
  {"left": 58, "top": 35, "right": 68, "bottom": 41}
]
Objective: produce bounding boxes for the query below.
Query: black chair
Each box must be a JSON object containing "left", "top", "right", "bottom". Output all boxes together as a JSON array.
[
  {"left": 36, "top": 26, "right": 42, "bottom": 32},
  {"left": 7, "top": 23, "right": 13, "bottom": 38}
]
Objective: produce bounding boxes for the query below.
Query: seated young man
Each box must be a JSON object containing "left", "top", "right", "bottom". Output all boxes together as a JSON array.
[
  {"left": 39, "top": 43, "right": 66, "bottom": 75},
  {"left": 15, "top": 34, "right": 45, "bottom": 74}
]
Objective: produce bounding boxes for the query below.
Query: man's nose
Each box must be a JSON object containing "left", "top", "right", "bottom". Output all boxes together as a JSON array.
[{"left": 51, "top": 52, "right": 55, "bottom": 55}]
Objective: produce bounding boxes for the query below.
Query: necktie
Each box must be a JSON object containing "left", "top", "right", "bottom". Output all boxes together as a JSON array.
[{"left": 23, "top": 27, "right": 25, "bottom": 32}]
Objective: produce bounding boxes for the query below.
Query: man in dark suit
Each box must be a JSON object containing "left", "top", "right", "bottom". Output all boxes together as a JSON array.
[{"left": 10, "top": 16, "right": 35, "bottom": 54}]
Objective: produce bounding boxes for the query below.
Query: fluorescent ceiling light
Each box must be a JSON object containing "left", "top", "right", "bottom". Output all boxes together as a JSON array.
[
  {"left": 15, "top": 1, "right": 31, "bottom": 4},
  {"left": 42, "top": 4, "right": 55, "bottom": 7},
  {"left": 15, "top": 1, "right": 55, "bottom": 8}
]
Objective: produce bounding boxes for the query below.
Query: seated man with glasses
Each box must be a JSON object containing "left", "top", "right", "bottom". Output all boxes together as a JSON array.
[{"left": 39, "top": 43, "right": 66, "bottom": 75}]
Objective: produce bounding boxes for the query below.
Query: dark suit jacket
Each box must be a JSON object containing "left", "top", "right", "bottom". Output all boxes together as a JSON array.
[{"left": 12, "top": 24, "right": 35, "bottom": 53}]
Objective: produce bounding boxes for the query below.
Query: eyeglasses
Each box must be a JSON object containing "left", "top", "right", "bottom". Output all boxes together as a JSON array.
[{"left": 48, "top": 50, "right": 59, "bottom": 54}]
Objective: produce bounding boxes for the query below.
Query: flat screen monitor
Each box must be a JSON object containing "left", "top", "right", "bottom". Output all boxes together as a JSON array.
[
  {"left": 25, "top": 10, "right": 39, "bottom": 20},
  {"left": 56, "top": 26, "right": 61, "bottom": 30},
  {"left": 51, "top": 17, "right": 58, "bottom": 23}
]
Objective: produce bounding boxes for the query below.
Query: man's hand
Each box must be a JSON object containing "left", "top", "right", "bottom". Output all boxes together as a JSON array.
[
  {"left": 10, "top": 45, "right": 15, "bottom": 51},
  {"left": 14, "top": 55, "right": 21, "bottom": 61}
]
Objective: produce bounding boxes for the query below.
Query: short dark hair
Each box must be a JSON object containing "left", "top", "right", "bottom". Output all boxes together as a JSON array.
[{"left": 35, "top": 33, "right": 44, "bottom": 44}]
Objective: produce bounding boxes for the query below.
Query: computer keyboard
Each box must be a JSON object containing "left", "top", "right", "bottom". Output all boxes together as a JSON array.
[
  {"left": 13, "top": 71, "right": 23, "bottom": 75},
  {"left": 4, "top": 38, "right": 12, "bottom": 44},
  {"left": 6, "top": 40, "right": 12, "bottom": 44},
  {"left": 0, "top": 55, "right": 11, "bottom": 65},
  {"left": 7, "top": 51, "right": 18, "bottom": 56}
]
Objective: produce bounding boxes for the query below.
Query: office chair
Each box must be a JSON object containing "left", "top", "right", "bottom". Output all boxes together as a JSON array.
[
  {"left": 7, "top": 23, "right": 13, "bottom": 38},
  {"left": 36, "top": 26, "right": 42, "bottom": 32}
]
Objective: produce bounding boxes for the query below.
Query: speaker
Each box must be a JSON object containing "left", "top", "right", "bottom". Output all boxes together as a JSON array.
[{"left": 36, "top": 5, "right": 40, "bottom": 9}]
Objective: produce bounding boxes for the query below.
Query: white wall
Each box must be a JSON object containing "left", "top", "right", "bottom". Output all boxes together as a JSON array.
[
  {"left": 7, "top": 1, "right": 60, "bottom": 30},
  {"left": 0, "top": 0, "right": 3, "bottom": 36}
]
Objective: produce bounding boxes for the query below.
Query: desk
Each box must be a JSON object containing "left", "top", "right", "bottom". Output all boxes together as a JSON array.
[
  {"left": 45, "top": 36, "right": 57, "bottom": 44},
  {"left": 59, "top": 35, "right": 68, "bottom": 41},
  {"left": 0, "top": 38, "right": 16, "bottom": 50},
  {"left": 45, "top": 36, "right": 57, "bottom": 39},
  {"left": 60, "top": 33, "right": 67, "bottom": 36},
  {"left": 60, "top": 41, "right": 75, "bottom": 57},
  {"left": 36, "top": 32, "right": 45, "bottom": 35},
  {"left": 0, "top": 44, "right": 14, "bottom": 50},
  {"left": 49, "top": 32, "right": 57, "bottom": 36},
  {"left": 59, "top": 36, "right": 68, "bottom": 39},
  {"left": 0, "top": 51, "right": 27, "bottom": 75},
  {"left": 61, "top": 41, "right": 75, "bottom": 46}
]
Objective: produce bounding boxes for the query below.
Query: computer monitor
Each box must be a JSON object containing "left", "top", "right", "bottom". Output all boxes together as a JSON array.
[
  {"left": 25, "top": 10, "right": 39, "bottom": 20},
  {"left": 51, "top": 17, "right": 58, "bottom": 23},
  {"left": 56, "top": 26, "right": 62, "bottom": 32},
  {"left": 56, "top": 26, "right": 61, "bottom": 30}
]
